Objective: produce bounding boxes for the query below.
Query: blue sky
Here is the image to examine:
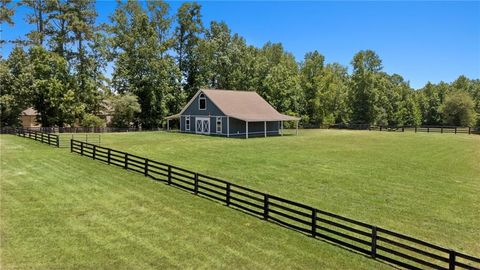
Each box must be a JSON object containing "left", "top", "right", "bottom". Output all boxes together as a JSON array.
[{"left": 1, "top": 1, "right": 479, "bottom": 89}]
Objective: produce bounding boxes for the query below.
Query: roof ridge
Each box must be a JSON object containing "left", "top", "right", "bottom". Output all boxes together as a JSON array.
[{"left": 201, "top": 88, "right": 257, "bottom": 94}]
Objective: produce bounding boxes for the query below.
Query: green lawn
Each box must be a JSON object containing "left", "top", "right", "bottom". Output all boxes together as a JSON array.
[
  {"left": 95, "top": 129, "right": 480, "bottom": 256},
  {"left": 1, "top": 135, "right": 389, "bottom": 269}
]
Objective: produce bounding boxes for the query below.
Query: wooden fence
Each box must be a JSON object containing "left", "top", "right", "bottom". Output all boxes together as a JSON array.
[
  {"left": 69, "top": 139, "right": 479, "bottom": 270},
  {"left": 329, "top": 124, "right": 476, "bottom": 134},
  {"left": 57, "top": 133, "right": 101, "bottom": 148},
  {"left": 16, "top": 128, "right": 59, "bottom": 147}
]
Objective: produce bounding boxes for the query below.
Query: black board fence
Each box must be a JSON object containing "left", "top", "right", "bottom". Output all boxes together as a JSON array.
[
  {"left": 328, "top": 124, "right": 476, "bottom": 134},
  {"left": 16, "top": 128, "right": 59, "bottom": 147},
  {"left": 70, "top": 139, "right": 480, "bottom": 270}
]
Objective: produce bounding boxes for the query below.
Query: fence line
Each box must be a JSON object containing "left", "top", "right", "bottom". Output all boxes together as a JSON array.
[
  {"left": 70, "top": 139, "right": 479, "bottom": 270},
  {"left": 328, "top": 124, "right": 477, "bottom": 134},
  {"left": 15, "top": 128, "right": 59, "bottom": 147}
]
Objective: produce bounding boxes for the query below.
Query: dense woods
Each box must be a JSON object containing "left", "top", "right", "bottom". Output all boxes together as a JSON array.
[{"left": 1, "top": 0, "right": 479, "bottom": 128}]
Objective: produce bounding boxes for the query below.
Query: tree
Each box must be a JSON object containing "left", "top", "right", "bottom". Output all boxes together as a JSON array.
[
  {"left": 174, "top": 2, "right": 204, "bottom": 99},
  {"left": 21, "top": 0, "right": 53, "bottom": 45},
  {"left": 67, "top": 0, "right": 100, "bottom": 110},
  {"left": 250, "top": 42, "right": 302, "bottom": 116},
  {"left": 0, "top": 46, "right": 32, "bottom": 127},
  {"left": 29, "top": 46, "right": 84, "bottom": 126},
  {"left": 418, "top": 82, "right": 445, "bottom": 125},
  {"left": 81, "top": 113, "right": 105, "bottom": 128},
  {"left": 439, "top": 92, "right": 477, "bottom": 126},
  {"left": 349, "top": 50, "right": 383, "bottom": 124},
  {"left": 109, "top": 0, "right": 182, "bottom": 128},
  {"left": 109, "top": 94, "right": 141, "bottom": 128},
  {"left": 0, "top": 0, "right": 15, "bottom": 26}
]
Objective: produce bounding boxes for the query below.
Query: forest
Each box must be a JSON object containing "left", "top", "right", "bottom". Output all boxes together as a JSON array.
[{"left": 1, "top": 0, "right": 479, "bottom": 128}]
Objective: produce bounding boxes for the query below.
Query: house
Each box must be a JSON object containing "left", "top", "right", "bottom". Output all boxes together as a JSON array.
[
  {"left": 165, "top": 89, "right": 300, "bottom": 138},
  {"left": 20, "top": 107, "right": 41, "bottom": 128},
  {"left": 19, "top": 106, "right": 113, "bottom": 128}
]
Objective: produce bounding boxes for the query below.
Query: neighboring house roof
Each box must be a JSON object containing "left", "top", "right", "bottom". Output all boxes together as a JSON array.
[
  {"left": 167, "top": 89, "right": 300, "bottom": 122},
  {"left": 21, "top": 107, "right": 39, "bottom": 116}
]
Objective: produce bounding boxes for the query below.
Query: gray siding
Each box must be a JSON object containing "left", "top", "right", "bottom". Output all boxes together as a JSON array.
[
  {"left": 228, "top": 118, "right": 280, "bottom": 137},
  {"left": 180, "top": 93, "right": 225, "bottom": 134},
  {"left": 183, "top": 93, "right": 224, "bottom": 116}
]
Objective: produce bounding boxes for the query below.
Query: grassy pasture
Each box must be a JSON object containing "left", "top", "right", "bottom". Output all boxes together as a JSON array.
[
  {"left": 0, "top": 135, "right": 388, "bottom": 269},
  {"left": 95, "top": 129, "right": 480, "bottom": 256}
]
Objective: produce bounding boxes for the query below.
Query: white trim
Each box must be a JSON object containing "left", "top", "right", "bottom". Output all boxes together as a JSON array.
[
  {"left": 185, "top": 116, "right": 191, "bottom": 131},
  {"left": 198, "top": 93, "right": 207, "bottom": 110},
  {"left": 216, "top": 116, "right": 222, "bottom": 134},
  {"left": 264, "top": 121, "right": 267, "bottom": 137},
  {"left": 195, "top": 117, "right": 210, "bottom": 135},
  {"left": 177, "top": 90, "right": 229, "bottom": 117},
  {"left": 246, "top": 121, "right": 249, "bottom": 139}
]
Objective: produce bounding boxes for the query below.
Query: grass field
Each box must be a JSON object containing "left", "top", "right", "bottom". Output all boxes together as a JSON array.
[
  {"left": 94, "top": 129, "right": 480, "bottom": 256},
  {"left": 2, "top": 130, "right": 479, "bottom": 268},
  {"left": 0, "top": 135, "right": 389, "bottom": 269}
]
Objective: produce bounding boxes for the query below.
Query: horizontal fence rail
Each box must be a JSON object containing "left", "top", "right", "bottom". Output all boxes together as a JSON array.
[
  {"left": 70, "top": 139, "right": 480, "bottom": 270},
  {"left": 19, "top": 126, "right": 165, "bottom": 134},
  {"left": 16, "top": 128, "right": 59, "bottom": 147},
  {"left": 329, "top": 124, "right": 477, "bottom": 135}
]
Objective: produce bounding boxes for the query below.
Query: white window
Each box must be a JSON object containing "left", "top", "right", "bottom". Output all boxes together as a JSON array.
[
  {"left": 185, "top": 116, "right": 190, "bottom": 131},
  {"left": 199, "top": 93, "right": 207, "bottom": 110},
  {"left": 216, "top": 117, "right": 222, "bottom": 133}
]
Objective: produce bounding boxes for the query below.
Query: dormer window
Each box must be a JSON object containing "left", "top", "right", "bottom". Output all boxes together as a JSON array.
[{"left": 199, "top": 93, "right": 206, "bottom": 110}]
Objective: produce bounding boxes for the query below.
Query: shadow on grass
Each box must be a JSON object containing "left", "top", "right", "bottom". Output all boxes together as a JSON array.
[{"left": 146, "top": 175, "right": 400, "bottom": 270}]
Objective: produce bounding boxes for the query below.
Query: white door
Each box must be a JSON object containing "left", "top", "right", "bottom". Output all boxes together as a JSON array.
[{"left": 195, "top": 117, "right": 210, "bottom": 134}]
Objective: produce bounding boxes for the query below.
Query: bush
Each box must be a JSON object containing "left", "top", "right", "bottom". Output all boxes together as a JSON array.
[
  {"left": 439, "top": 92, "right": 477, "bottom": 127},
  {"left": 81, "top": 113, "right": 105, "bottom": 128}
]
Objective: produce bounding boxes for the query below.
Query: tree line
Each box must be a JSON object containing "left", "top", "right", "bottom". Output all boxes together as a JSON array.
[{"left": 1, "top": 0, "right": 479, "bottom": 128}]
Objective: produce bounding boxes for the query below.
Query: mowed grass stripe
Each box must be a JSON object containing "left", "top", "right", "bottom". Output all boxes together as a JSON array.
[
  {"left": 1, "top": 136, "right": 389, "bottom": 269},
  {"left": 97, "top": 130, "right": 480, "bottom": 256}
]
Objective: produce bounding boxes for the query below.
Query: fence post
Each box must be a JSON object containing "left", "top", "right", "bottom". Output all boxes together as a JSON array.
[
  {"left": 56, "top": 136, "right": 59, "bottom": 147},
  {"left": 144, "top": 159, "right": 149, "bottom": 176},
  {"left": 263, "top": 194, "right": 269, "bottom": 220},
  {"left": 124, "top": 153, "right": 128, "bottom": 169},
  {"left": 194, "top": 173, "right": 199, "bottom": 195},
  {"left": 402, "top": 127, "right": 404, "bottom": 132},
  {"left": 80, "top": 142, "right": 84, "bottom": 155},
  {"left": 455, "top": 127, "right": 457, "bottom": 134},
  {"left": 107, "top": 149, "right": 111, "bottom": 164},
  {"left": 468, "top": 127, "right": 471, "bottom": 134},
  {"left": 311, "top": 208, "right": 317, "bottom": 237},
  {"left": 70, "top": 139, "right": 73, "bottom": 152},
  {"left": 371, "top": 226, "right": 377, "bottom": 259},
  {"left": 93, "top": 145, "right": 96, "bottom": 159},
  {"left": 441, "top": 127, "right": 443, "bottom": 133},
  {"left": 427, "top": 127, "right": 430, "bottom": 133},
  {"left": 226, "top": 183, "right": 231, "bottom": 206},
  {"left": 415, "top": 126, "right": 417, "bottom": 133},
  {"left": 48, "top": 134, "right": 51, "bottom": 145},
  {"left": 167, "top": 165, "right": 172, "bottom": 185},
  {"left": 449, "top": 250, "right": 456, "bottom": 270},
  {"left": 35, "top": 132, "right": 37, "bottom": 141}
]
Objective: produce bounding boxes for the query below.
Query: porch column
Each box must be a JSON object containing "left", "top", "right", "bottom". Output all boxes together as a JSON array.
[
  {"left": 246, "top": 121, "right": 249, "bottom": 139},
  {"left": 281, "top": 121, "right": 283, "bottom": 136},
  {"left": 227, "top": 116, "right": 229, "bottom": 137},
  {"left": 264, "top": 121, "right": 267, "bottom": 137}
]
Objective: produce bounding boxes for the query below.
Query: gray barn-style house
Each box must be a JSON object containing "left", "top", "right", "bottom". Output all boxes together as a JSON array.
[{"left": 165, "top": 89, "right": 300, "bottom": 138}]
